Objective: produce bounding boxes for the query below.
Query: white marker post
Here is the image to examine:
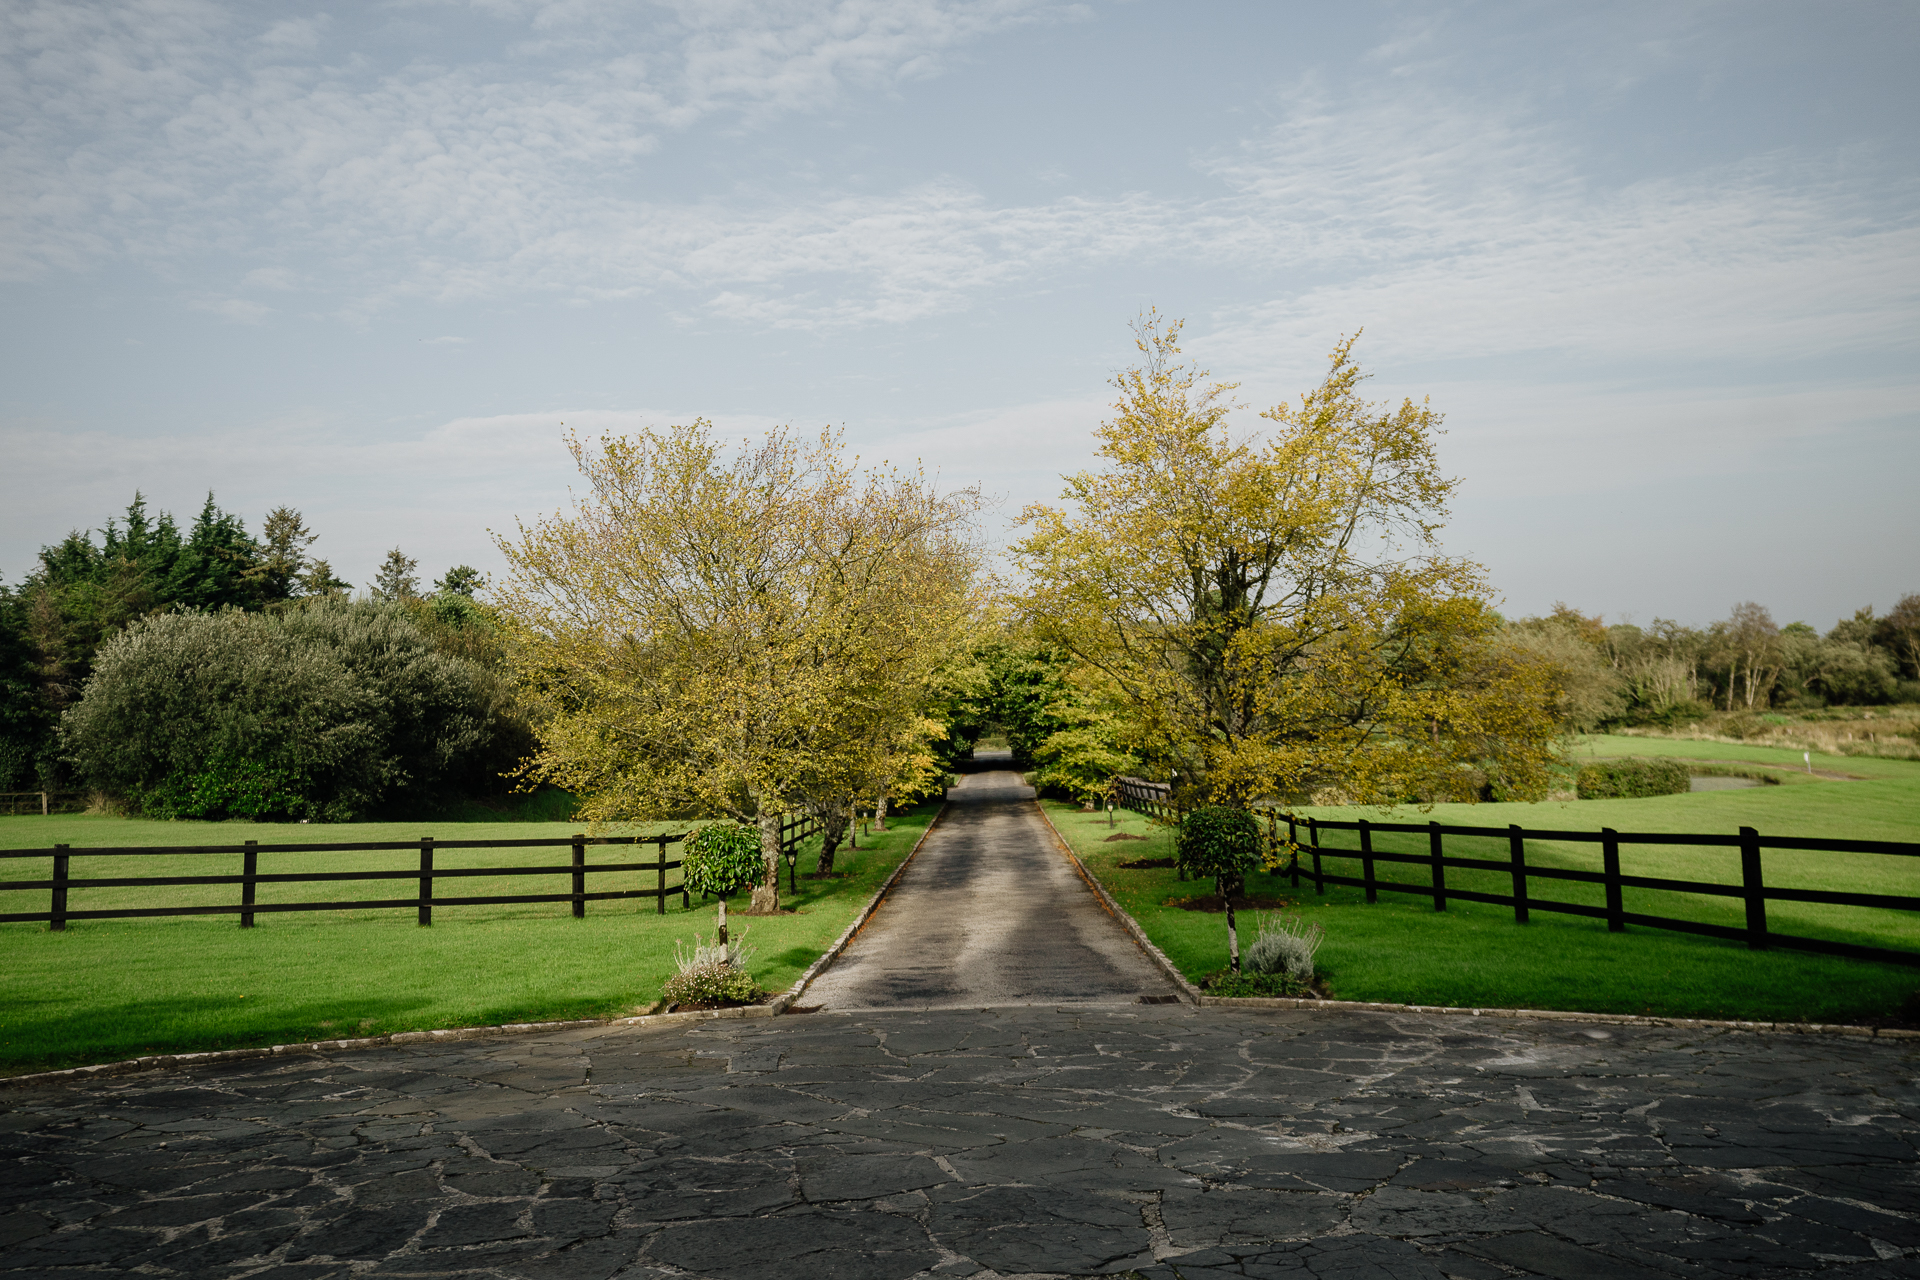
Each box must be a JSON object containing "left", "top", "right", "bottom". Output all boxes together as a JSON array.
[{"left": 1804, "top": 751, "right": 1812, "bottom": 774}]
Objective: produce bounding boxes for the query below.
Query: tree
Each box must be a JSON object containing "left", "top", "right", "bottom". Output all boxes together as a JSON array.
[
  {"left": 301, "top": 559, "right": 353, "bottom": 598},
  {"left": 1878, "top": 594, "right": 1920, "bottom": 681},
  {"left": 1503, "top": 607, "right": 1627, "bottom": 732},
  {"left": 681, "top": 822, "right": 762, "bottom": 944},
  {"left": 1707, "top": 602, "right": 1784, "bottom": 710},
  {"left": 372, "top": 549, "right": 421, "bottom": 601},
  {"left": 259, "top": 506, "right": 317, "bottom": 601},
  {"left": 1015, "top": 315, "right": 1557, "bottom": 807},
  {"left": 497, "top": 422, "right": 984, "bottom": 913},
  {"left": 1177, "top": 806, "right": 1263, "bottom": 972},
  {"left": 435, "top": 565, "right": 486, "bottom": 597}
]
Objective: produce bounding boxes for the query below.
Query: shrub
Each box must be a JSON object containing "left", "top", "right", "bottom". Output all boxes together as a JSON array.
[
  {"left": 61, "top": 599, "right": 518, "bottom": 820},
  {"left": 1575, "top": 758, "right": 1690, "bottom": 799},
  {"left": 661, "top": 963, "right": 761, "bottom": 1008},
  {"left": 1202, "top": 969, "right": 1311, "bottom": 998},
  {"left": 681, "top": 822, "right": 764, "bottom": 897},
  {"left": 1244, "top": 914, "right": 1325, "bottom": 983}
]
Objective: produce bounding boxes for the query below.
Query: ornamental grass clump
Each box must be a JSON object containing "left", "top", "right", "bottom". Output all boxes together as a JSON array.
[
  {"left": 661, "top": 930, "right": 760, "bottom": 1009},
  {"left": 1204, "top": 912, "right": 1325, "bottom": 997},
  {"left": 1245, "top": 913, "right": 1325, "bottom": 983}
]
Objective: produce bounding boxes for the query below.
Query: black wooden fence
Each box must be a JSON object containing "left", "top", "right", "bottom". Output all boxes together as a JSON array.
[
  {"left": 1113, "top": 788, "right": 1920, "bottom": 968},
  {"left": 1114, "top": 777, "right": 1177, "bottom": 821},
  {"left": 1, "top": 812, "right": 821, "bottom": 931}
]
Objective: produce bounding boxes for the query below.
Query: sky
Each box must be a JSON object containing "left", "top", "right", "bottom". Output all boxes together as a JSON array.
[{"left": 2, "top": 0, "right": 1916, "bottom": 629}]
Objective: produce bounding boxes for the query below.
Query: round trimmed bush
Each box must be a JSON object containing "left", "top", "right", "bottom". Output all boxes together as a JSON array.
[
  {"left": 1176, "top": 805, "right": 1263, "bottom": 887},
  {"left": 681, "top": 822, "right": 763, "bottom": 897}
]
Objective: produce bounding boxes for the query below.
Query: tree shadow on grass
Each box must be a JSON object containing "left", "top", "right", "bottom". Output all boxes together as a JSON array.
[{"left": 767, "top": 946, "right": 822, "bottom": 971}]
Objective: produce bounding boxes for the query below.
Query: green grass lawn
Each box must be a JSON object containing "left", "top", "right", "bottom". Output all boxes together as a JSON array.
[
  {"left": 1047, "top": 743, "right": 1920, "bottom": 1023},
  {"left": 0, "top": 807, "right": 934, "bottom": 1076}
]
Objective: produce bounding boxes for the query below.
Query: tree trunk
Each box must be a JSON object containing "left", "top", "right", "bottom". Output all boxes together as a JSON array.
[
  {"left": 716, "top": 897, "right": 728, "bottom": 946},
  {"left": 873, "top": 792, "right": 889, "bottom": 831},
  {"left": 1222, "top": 876, "right": 1240, "bottom": 973},
  {"left": 750, "top": 808, "right": 782, "bottom": 913},
  {"left": 815, "top": 801, "right": 850, "bottom": 874}
]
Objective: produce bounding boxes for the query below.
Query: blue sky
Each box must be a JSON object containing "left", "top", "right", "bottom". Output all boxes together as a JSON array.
[{"left": 3, "top": 0, "right": 1915, "bottom": 627}]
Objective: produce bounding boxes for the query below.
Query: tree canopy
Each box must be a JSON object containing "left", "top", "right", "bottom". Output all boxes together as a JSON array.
[
  {"left": 496, "top": 422, "right": 985, "bottom": 911},
  {"left": 1015, "top": 315, "right": 1558, "bottom": 807}
]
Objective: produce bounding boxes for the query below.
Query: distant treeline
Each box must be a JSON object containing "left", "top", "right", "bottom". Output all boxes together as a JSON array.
[
  {"left": 1504, "top": 598, "right": 1920, "bottom": 731},
  {"left": 0, "top": 493, "right": 525, "bottom": 816}
]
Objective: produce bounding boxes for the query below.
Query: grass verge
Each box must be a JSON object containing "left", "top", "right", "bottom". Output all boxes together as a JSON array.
[
  {"left": 1046, "top": 756, "right": 1920, "bottom": 1024},
  {"left": 0, "top": 807, "right": 933, "bottom": 1076}
]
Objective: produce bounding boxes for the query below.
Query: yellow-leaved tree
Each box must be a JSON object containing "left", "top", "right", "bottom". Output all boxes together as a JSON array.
[
  {"left": 497, "top": 423, "right": 984, "bottom": 912},
  {"left": 1016, "top": 315, "right": 1557, "bottom": 807}
]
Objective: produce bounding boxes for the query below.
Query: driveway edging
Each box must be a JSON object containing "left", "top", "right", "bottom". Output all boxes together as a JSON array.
[{"left": 1036, "top": 800, "right": 1920, "bottom": 1040}]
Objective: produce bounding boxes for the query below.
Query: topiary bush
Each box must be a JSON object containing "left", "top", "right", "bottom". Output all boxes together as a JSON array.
[
  {"left": 1176, "top": 805, "right": 1263, "bottom": 886},
  {"left": 1177, "top": 805, "right": 1265, "bottom": 971},
  {"left": 1575, "top": 758, "right": 1690, "bottom": 799},
  {"left": 681, "top": 822, "right": 764, "bottom": 898}
]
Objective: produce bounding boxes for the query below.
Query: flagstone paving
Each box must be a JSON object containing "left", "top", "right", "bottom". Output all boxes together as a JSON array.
[{"left": 4, "top": 1004, "right": 1917, "bottom": 1278}]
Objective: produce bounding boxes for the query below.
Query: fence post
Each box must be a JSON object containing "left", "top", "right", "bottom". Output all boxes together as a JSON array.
[
  {"left": 1310, "top": 820, "right": 1324, "bottom": 895},
  {"left": 1289, "top": 816, "right": 1300, "bottom": 889},
  {"left": 1740, "top": 826, "right": 1767, "bottom": 950},
  {"left": 1508, "top": 825, "right": 1529, "bottom": 925},
  {"left": 1359, "top": 819, "right": 1376, "bottom": 904},
  {"left": 571, "top": 834, "right": 587, "bottom": 918},
  {"left": 1428, "top": 822, "right": 1447, "bottom": 911},
  {"left": 241, "top": 839, "right": 258, "bottom": 929},
  {"left": 1601, "top": 828, "right": 1625, "bottom": 932},
  {"left": 50, "top": 843, "right": 68, "bottom": 932},
  {"left": 419, "top": 837, "right": 434, "bottom": 927},
  {"left": 657, "top": 837, "right": 668, "bottom": 915},
  {"left": 41, "top": 790, "right": 48, "bottom": 817}
]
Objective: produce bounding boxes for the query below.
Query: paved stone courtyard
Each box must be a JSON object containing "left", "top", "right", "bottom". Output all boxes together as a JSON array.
[{"left": 4, "top": 1003, "right": 1918, "bottom": 1278}]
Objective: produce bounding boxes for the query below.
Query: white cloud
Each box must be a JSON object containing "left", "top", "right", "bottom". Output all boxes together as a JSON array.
[{"left": 4, "top": 3, "right": 1911, "bottom": 385}]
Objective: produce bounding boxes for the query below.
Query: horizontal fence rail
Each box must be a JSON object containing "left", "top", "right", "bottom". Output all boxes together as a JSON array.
[
  {"left": 1, "top": 791, "right": 87, "bottom": 817},
  {"left": 1112, "top": 788, "right": 1920, "bottom": 968},
  {"left": 2, "top": 815, "right": 826, "bottom": 930}
]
